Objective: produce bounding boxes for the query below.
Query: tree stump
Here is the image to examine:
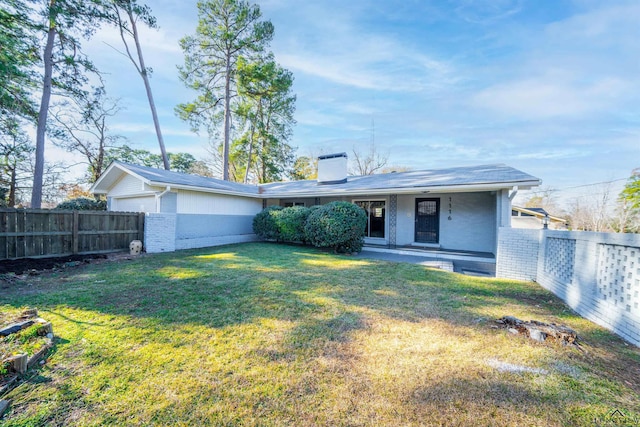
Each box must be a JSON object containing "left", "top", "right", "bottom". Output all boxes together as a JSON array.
[
  {"left": 496, "top": 316, "right": 578, "bottom": 345},
  {"left": 37, "top": 322, "right": 53, "bottom": 336},
  {"left": 19, "top": 308, "right": 38, "bottom": 319},
  {"left": 7, "top": 354, "right": 28, "bottom": 374}
]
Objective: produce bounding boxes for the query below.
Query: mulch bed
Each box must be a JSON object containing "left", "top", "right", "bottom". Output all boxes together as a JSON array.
[{"left": 0, "top": 254, "right": 109, "bottom": 276}]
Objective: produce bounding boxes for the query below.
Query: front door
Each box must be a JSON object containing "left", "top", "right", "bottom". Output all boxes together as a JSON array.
[{"left": 415, "top": 198, "right": 440, "bottom": 243}]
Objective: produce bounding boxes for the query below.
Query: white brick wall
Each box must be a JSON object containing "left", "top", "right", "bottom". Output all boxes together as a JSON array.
[
  {"left": 496, "top": 228, "right": 540, "bottom": 281},
  {"left": 497, "top": 227, "right": 640, "bottom": 347},
  {"left": 144, "top": 213, "right": 176, "bottom": 253}
]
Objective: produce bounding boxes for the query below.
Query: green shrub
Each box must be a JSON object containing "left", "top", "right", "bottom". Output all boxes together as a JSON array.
[
  {"left": 304, "top": 201, "right": 367, "bottom": 253},
  {"left": 276, "top": 206, "right": 311, "bottom": 243},
  {"left": 55, "top": 197, "right": 106, "bottom": 211},
  {"left": 253, "top": 205, "right": 283, "bottom": 240}
]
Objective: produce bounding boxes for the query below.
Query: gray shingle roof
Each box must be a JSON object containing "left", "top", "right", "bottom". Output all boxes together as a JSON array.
[
  {"left": 108, "top": 162, "right": 539, "bottom": 197},
  {"left": 260, "top": 164, "right": 540, "bottom": 196},
  {"left": 118, "top": 162, "right": 260, "bottom": 195}
]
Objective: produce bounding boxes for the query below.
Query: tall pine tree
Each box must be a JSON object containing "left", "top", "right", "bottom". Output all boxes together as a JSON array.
[
  {"left": 177, "top": 0, "right": 273, "bottom": 181},
  {"left": 234, "top": 56, "right": 295, "bottom": 183},
  {"left": 0, "top": 0, "right": 39, "bottom": 132}
]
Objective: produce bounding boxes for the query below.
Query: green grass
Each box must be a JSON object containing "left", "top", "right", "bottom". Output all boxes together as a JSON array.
[{"left": 1, "top": 242, "right": 639, "bottom": 426}]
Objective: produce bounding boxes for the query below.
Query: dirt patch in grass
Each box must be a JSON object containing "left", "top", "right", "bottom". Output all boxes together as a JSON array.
[{"left": 0, "top": 254, "right": 107, "bottom": 275}]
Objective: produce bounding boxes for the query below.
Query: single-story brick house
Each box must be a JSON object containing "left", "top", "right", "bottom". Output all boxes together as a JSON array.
[{"left": 91, "top": 153, "right": 540, "bottom": 254}]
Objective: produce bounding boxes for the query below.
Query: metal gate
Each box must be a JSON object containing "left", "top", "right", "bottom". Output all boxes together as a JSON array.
[{"left": 415, "top": 198, "right": 439, "bottom": 243}]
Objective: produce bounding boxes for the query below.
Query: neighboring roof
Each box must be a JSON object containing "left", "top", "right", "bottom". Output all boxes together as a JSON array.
[
  {"left": 525, "top": 207, "right": 548, "bottom": 215},
  {"left": 92, "top": 162, "right": 541, "bottom": 198},
  {"left": 91, "top": 161, "right": 260, "bottom": 196},
  {"left": 512, "top": 206, "right": 566, "bottom": 223},
  {"left": 261, "top": 164, "right": 541, "bottom": 197}
]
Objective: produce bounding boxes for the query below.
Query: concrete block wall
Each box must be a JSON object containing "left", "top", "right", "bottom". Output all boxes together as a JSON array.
[
  {"left": 497, "top": 227, "right": 640, "bottom": 347},
  {"left": 496, "top": 228, "right": 540, "bottom": 281}
]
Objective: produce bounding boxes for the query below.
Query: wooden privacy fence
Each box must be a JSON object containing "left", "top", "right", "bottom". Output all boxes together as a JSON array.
[{"left": 0, "top": 209, "right": 145, "bottom": 260}]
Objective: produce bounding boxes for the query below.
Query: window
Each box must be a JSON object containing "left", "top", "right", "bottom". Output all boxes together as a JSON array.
[
  {"left": 354, "top": 200, "right": 385, "bottom": 238},
  {"left": 283, "top": 202, "right": 305, "bottom": 207}
]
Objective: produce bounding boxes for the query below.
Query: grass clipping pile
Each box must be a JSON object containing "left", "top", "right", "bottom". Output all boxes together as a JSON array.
[{"left": 0, "top": 309, "right": 54, "bottom": 417}]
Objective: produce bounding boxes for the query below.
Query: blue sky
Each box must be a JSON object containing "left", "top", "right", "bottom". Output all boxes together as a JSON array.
[{"left": 66, "top": 0, "right": 640, "bottom": 206}]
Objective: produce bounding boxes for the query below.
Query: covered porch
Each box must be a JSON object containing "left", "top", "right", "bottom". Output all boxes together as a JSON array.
[
  {"left": 265, "top": 189, "right": 509, "bottom": 258},
  {"left": 360, "top": 243, "right": 496, "bottom": 277}
]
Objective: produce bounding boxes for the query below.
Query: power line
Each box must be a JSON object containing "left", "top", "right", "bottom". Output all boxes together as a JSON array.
[{"left": 527, "top": 177, "right": 628, "bottom": 195}]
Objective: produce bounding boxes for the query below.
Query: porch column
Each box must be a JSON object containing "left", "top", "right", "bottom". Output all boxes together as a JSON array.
[
  {"left": 495, "top": 189, "right": 510, "bottom": 255},
  {"left": 496, "top": 189, "right": 510, "bottom": 227},
  {"left": 389, "top": 194, "right": 397, "bottom": 248}
]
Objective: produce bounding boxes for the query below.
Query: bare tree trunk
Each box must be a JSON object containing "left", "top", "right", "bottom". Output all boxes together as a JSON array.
[
  {"left": 9, "top": 166, "right": 16, "bottom": 207},
  {"left": 32, "top": 23, "right": 56, "bottom": 208},
  {"left": 260, "top": 136, "right": 266, "bottom": 184},
  {"left": 127, "top": 9, "right": 169, "bottom": 170},
  {"left": 222, "top": 61, "right": 231, "bottom": 181},
  {"left": 244, "top": 124, "right": 254, "bottom": 184},
  {"left": 95, "top": 144, "right": 104, "bottom": 183}
]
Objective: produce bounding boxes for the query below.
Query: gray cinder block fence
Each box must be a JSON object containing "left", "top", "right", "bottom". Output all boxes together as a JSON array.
[{"left": 497, "top": 227, "right": 640, "bottom": 346}]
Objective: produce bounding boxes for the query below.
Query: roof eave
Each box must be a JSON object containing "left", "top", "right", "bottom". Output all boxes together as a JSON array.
[
  {"left": 262, "top": 180, "right": 541, "bottom": 199},
  {"left": 145, "top": 181, "right": 259, "bottom": 198},
  {"left": 90, "top": 162, "right": 151, "bottom": 194}
]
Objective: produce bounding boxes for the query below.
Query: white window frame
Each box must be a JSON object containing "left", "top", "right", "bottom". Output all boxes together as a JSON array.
[
  {"left": 353, "top": 198, "right": 388, "bottom": 242},
  {"left": 283, "top": 201, "right": 305, "bottom": 207}
]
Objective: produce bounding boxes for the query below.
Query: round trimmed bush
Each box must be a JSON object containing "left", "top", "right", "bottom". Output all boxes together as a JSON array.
[
  {"left": 55, "top": 197, "right": 106, "bottom": 211},
  {"left": 276, "top": 206, "right": 311, "bottom": 243},
  {"left": 253, "top": 205, "right": 283, "bottom": 240},
  {"left": 304, "top": 201, "right": 367, "bottom": 253}
]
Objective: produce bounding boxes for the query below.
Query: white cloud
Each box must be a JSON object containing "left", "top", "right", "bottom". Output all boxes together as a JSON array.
[
  {"left": 110, "top": 122, "right": 195, "bottom": 138},
  {"left": 295, "top": 109, "right": 344, "bottom": 127},
  {"left": 544, "top": 2, "right": 640, "bottom": 41},
  {"left": 453, "top": 0, "right": 524, "bottom": 24},
  {"left": 271, "top": 3, "right": 455, "bottom": 93},
  {"left": 339, "top": 103, "right": 377, "bottom": 116},
  {"left": 511, "top": 149, "right": 586, "bottom": 161},
  {"left": 467, "top": 2, "right": 640, "bottom": 120},
  {"left": 471, "top": 76, "right": 629, "bottom": 119}
]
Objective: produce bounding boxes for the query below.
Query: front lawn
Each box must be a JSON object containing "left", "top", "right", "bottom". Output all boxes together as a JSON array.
[{"left": 1, "top": 243, "right": 639, "bottom": 426}]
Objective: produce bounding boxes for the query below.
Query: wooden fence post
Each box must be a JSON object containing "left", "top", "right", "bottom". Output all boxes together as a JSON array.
[
  {"left": 72, "top": 211, "right": 79, "bottom": 254},
  {"left": 138, "top": 212, "right": 145, "bottom": 242}
]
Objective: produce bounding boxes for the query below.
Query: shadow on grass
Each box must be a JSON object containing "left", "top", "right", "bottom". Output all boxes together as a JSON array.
[{"left": 0, "top": 242, "right": 624, "bottom": 336}]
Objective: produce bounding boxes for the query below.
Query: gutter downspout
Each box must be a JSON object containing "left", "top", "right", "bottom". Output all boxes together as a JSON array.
[{"left": 155, "top": 186, "right": 171, "bottom": 213}]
